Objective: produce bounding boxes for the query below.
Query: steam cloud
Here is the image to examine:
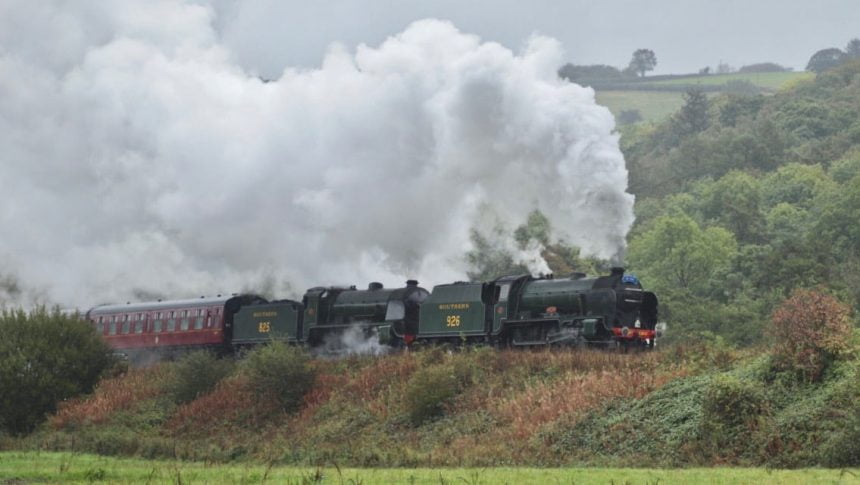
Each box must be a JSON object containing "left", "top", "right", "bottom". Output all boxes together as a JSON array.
[{"left": 0, "top": 3, "right": 634, "bottom": 307}]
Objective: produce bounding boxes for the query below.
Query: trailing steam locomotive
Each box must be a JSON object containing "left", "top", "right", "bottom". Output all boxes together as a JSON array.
[{"left": 85, "top": 267, "right": 657, "bottom": 360}]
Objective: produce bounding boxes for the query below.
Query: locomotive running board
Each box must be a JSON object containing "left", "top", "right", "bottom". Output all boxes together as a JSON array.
[{"left": 504, "top": 318, "right": 582, "bottom": 346}]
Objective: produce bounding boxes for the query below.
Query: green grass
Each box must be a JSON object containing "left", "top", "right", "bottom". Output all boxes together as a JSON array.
[
  {"left": 595, "top": 71, "right": 814, "bottom": 123},
  {"left": 644, "top": 71, "right": 813, "bottom": 90},
  {"left": 596, "top": 91, "right": 686, "bottom": 122},
  {"left": 0, "top": 452, "right": 858, "bottom": 484}
]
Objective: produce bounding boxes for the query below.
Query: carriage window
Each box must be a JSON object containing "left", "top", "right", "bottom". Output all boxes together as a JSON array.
[
  {"left": 96, "top": 321, "right": 104, "bottom": 334},
  {"left": 134, "top": 320, "right": 144, "bottom": 334},
  {"left": 180, "top": 315, "right": 190, "bottom": 331},
  {"left": 121, "top": 318, "right": 130, "bottom": 334},
  {"left": 153, "top": 318, "right": 163, "bottom": 333},
  {"left": 194, "top": 314, "right": 204, "bottom": 330},
  {"left": 109, "top": 321, "right": 117, "bottom": 335},
  {"left": 167, "top": 316, "right": 176, "bottom": 332}
]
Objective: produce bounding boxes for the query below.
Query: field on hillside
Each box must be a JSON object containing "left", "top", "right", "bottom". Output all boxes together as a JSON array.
[
  {"left": 645, "top": 71, "right": 813, "bottom": 90},
  {"left": 1, "top": 452, "right": 858, "bottom": 485},
  {"left": 593, "top": 71, "right": 813, "bottom": 122},
  {"left": 595, "top": 90, "right": 686, "bottom": 122}
]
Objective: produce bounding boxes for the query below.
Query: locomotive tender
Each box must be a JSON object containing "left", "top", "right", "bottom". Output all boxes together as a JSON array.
[{"left": 85, "top": 267, "right": 657, "bottom": 359}]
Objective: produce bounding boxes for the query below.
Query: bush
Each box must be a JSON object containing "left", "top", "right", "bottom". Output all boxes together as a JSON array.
[
  {"left": 403, "top": 365, "right": 460, "bottom": 426},
  {"left": 702, "top": 375, "right": 769, "bottom": 429},
  {"left": 163, "top": 351, "right": 233, "bottom": 404},
  {"left": 738, "top": 62, "right": 789, "bottom": 73},
  {"left": 723, "top": 80, "right": 763, "bottom": 95},
  {"left": 819, "top": 398, "right": 860, "bottom": 467},
  {"left": 699, "top": 374, "right": 771, "bottom": 460},
  {"left": 617, "top": 109, "right": 643, "bottom": 125},
  {"left": 0, "top": 308, "right": 117, "bottom": 435},
  {"left": 771, "top": 289, "right": 852, "bottom": 381},
  {"left": 240, "top": 342, "right": 315, "bottom": 413}
]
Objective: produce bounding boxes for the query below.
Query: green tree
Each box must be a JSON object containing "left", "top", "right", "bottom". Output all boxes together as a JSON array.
[
  {"left": 845, "top": 38, "right": 860, "bottom": 60},
  {"left": 828, "top": 149, "right": 860, "bottom": 183},
  {"left": 628, "top": 49, "right": 657, "bottom": 77},
  {"left": 698, "top": 171, "right": 764, "bottom": 243},
  {"left": 0, "top": 308, "right": 117, "bottom": 435},
  {"left": 558, "top": 63, "right": 624, "bottom": 82},
  {"left": 806, "top": 47, "right": 846, "bottom": 73},
  {"left": 617, "top": 109, "right": 643, "bottom": 125},
  {"left": 466, "top": 227, "right": 527, "bottom": 281},
  {"left": 760, "top": 163, "right": 835, "bottom": 209},
  {"left": 718, "top": 94, "right": 765, "bottom": 127},
  {"left": 627, "top": 214, "right": 737, "bottom": 297},
  {"left": 814, "top": 173, "right": 860, "bottom": 257},
  {"left": 513, "top": 210, "right": 551, "bottom": 248},
  {"left": 674, "top": 88, "right": 710, "bottom": 137}
]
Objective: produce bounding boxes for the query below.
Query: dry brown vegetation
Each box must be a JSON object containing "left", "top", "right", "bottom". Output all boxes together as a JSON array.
[
  {"left": 42, "top": 347, "right": 686, "bottom": 466},
  {"left": 50, "top": 366, "right": 169, "bottom": 429}
]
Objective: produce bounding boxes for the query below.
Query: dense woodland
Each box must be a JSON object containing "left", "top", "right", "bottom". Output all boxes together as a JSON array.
[{"left": 471, "top": 60, "right": 860, "bottom": 348}]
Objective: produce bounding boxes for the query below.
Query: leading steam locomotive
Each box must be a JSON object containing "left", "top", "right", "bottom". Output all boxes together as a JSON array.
[{"left": 85, "top": 267, "right": 658, "bottom": 360}]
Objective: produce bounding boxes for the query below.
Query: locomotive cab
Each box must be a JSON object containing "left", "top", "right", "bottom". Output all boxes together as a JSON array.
[{"left": 600, "top": 268, "right": 659, "bottom": 346}]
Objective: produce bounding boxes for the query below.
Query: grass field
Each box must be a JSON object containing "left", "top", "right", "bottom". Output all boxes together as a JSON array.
[
  {"left": 595, "top": 90, "right": 686, "bottom": 122},
  {"left": 594, "top": 71, "right": 813, "bottom": 123},
  {"left": 1, "top": 452, "right": 858, "bottom": 484},
  {"left": 643, "top": 71, "right": 813, "bottom": 90}
]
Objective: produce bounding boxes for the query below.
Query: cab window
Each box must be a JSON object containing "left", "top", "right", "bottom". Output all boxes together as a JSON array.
[
  {"left": 499, "top": 284, "right": 511, "bottom": 301},
  {"left": 385, "top": 301, "right": 405, "bottom": 321}
]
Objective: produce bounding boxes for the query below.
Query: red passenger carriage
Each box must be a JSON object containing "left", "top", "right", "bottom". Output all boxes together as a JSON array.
[{"left": 86, "top": 294, "right": 264, "bottom": 360}]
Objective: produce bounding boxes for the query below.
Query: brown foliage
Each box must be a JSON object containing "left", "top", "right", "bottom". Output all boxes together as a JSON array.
[
  {"left": 489, "top": 351, "right": 685, "bottom": 440},
  {"left": 771, "top": 289, "right": 852, "bottom": 381},
  {"left": 50, "top": 366, "right": 169, "bottom": 429},
  {"left": 165, "top": 375, "right": 282, "bottom": 437}
]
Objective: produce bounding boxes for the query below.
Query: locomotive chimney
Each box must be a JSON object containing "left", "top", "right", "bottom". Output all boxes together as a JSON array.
[
  {"left": 610, "top": 267, "right": 625, "bottom": 276},
  {"left": 368, "top": 282, "right": 384, "bottom": 290},
  {"left": 406, "top": 279, "right": 419, "bottom": 287}
]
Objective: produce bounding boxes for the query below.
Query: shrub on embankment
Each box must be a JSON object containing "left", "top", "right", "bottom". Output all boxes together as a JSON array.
[{"left": 0, "top": 308, "right": 118, "bottom": 436}]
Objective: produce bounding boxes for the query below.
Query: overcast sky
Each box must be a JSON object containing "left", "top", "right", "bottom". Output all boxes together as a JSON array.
[
  {"left": 1, "top": 0, "right": 858, "bottom": 305},
  {"left": 211, "top": 0, "right": 860, "bottom": 77}
]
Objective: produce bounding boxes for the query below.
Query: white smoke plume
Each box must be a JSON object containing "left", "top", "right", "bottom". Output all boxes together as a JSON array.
[
  {"left": 0, "top": 3, "right": 634, "bottom": 307},
  {"left": 314, "top": 325, "right": 392, "bottom": 358}
]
